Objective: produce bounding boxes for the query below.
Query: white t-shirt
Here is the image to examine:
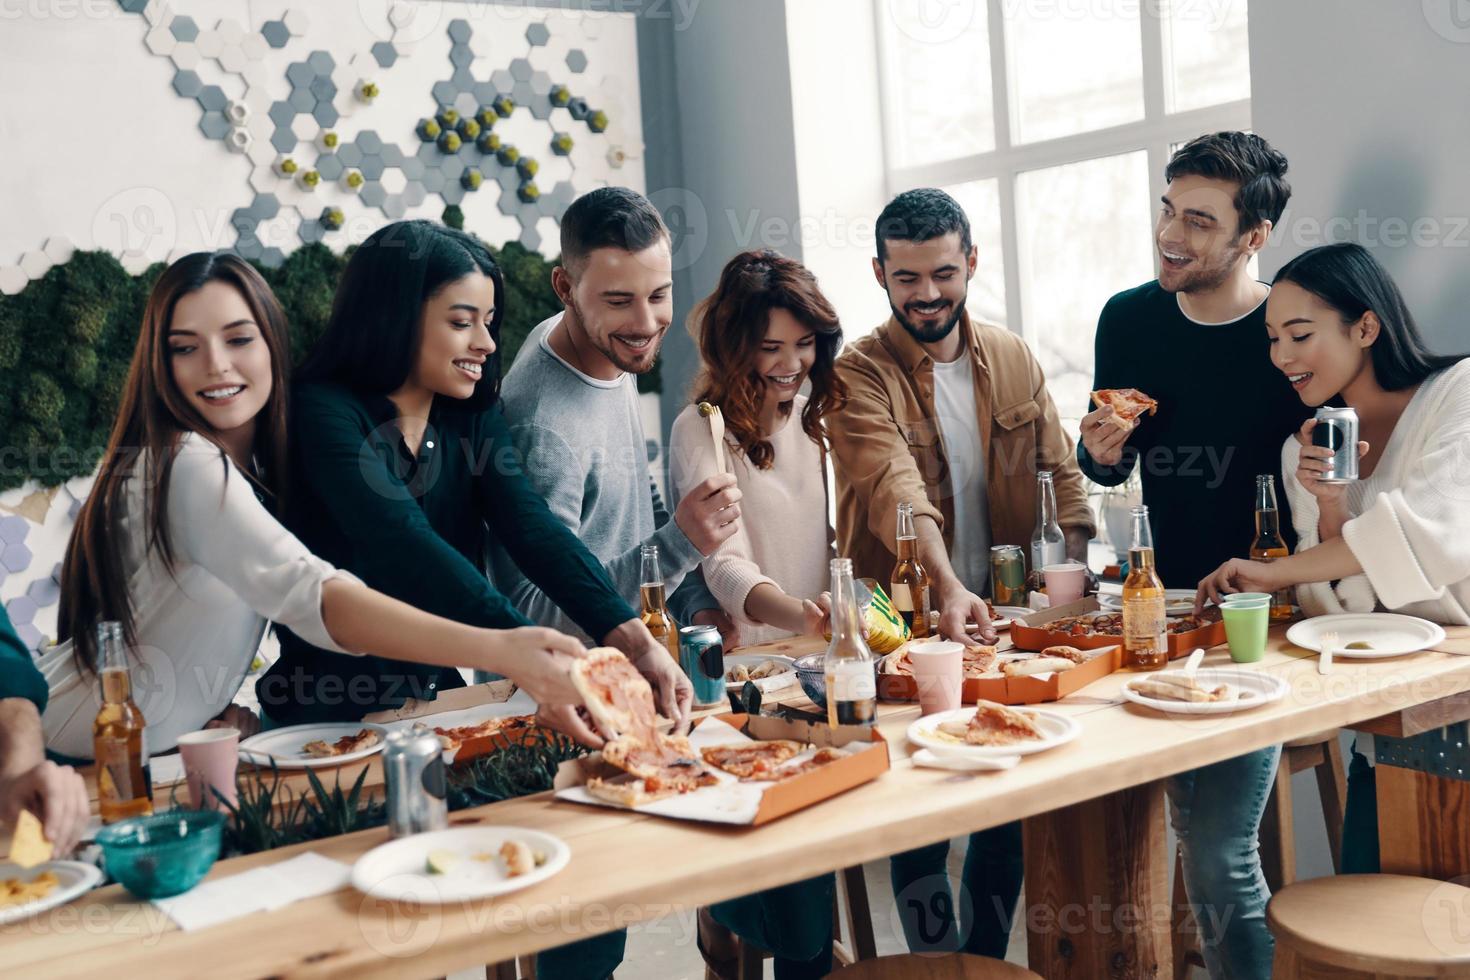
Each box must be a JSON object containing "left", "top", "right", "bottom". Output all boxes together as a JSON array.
[{"left": 931, "top": 355, "right": 991, "bottom": 594}]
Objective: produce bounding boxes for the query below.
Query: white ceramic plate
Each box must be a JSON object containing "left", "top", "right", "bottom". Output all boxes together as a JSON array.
[
  {"left": 1121, "top": 668, "right": 1289, "bottom": 715},
  {"left": 239, "top": 722, "right": 389, "bottom": 769},
  {"left": 1286, "top": 614, "right": 1447, "bottom": 659},
  {"left": 907, "top": 707, "right": 1081, "bottom": 759},
  {"left": 0, "top": 860, "right": 103, "bottom": 925},
  {"left": 723, "top": 653, "right": 797, "bottom": 692},
  {"left": 992, "top": 606, "right": 1031, "bottom": 631},
  {"left": 1098, "top": 590, "right": 1200, "bottom": 616},
  {"left": 351, "top": 826, "right": 570, "bottom": 904}
]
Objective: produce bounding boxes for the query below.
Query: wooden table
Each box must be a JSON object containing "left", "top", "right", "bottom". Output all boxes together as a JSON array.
[{"left": 14, "top": 624, "right": 1470, "bottom": 979}]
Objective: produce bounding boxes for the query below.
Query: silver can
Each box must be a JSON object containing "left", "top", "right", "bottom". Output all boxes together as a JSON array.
[
  {"left": 383, "top": 728, "right": 448, "bottom": 838},
  {"left": 1312, "top": 406, "right": 1360, "bottom": 483}
]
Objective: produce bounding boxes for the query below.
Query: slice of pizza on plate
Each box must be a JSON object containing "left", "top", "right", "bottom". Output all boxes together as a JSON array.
[
  {"left": 302, "top": 728, "right": 380, "bottom": 758},
  {"left": 1091, "top": 388, "right": 1158, "bottom": 431}
]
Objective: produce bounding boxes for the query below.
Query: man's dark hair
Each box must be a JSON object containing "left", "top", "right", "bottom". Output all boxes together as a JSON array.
[
  {"left": 559, "top": 186, "right": 669, "bottom": 274},
  {"left": 875, "top": 188, "right": 972, "bottom": 263},
  {"left": 1165, "top": 132, "right": 1291, "bottom": 234}
]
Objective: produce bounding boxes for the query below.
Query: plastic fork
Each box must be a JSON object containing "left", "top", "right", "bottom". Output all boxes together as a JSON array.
[
  {"left": 697, "top": 401, "right": 728, "bottom": 474},
  {"left": 1318, "top": 629, "right": 1337, "bottom": 675}
]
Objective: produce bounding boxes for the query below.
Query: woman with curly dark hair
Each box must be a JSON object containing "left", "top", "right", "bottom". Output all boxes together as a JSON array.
[{"left": 669, "top": 248, "right": 848, "bottom": 646}]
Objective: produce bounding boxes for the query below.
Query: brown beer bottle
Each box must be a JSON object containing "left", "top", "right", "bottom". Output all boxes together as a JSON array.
[
  {"left": 638, "top": 544, "right": 679, "bottom": 659},
  {"left": 1250, "top": 474, "right": 1295, "bottom": 622},
  {"left": 890, "top": 501, "right": 931, "bottom": 638},
  {"left": 1122, "top": 506, "right": 1168, "bottom": 671},
  {"left": 92, "top": 621, "right": 153, "bottom": 823}
]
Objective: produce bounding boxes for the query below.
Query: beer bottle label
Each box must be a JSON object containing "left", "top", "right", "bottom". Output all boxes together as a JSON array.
[
  {"left": 1122, "top": 597, "right": 1166, "bottom": 651},
  {"left": 96, "top": 738, "right": 140, "bottom": 802},
  {"left": 891, "top": 583, "right": 912, "bottom": 612}
]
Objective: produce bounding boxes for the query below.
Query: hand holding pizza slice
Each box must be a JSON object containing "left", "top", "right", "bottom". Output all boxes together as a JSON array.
[{"left": 1090, "top": 388, "right": 1158, "bottom": 431}]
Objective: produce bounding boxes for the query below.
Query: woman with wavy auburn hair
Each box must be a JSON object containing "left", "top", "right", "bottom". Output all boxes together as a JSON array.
[{"left": 670, "top": 248, "right": 847, "bottom": 646}]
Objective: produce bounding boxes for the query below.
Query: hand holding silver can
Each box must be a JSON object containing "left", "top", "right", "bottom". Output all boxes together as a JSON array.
[{"left": 1311, "top": 406, "right": 1360, "bottom": 484}]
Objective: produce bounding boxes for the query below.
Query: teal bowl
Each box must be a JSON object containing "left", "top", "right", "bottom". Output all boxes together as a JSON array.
[{"left": 96, "top": 810, "right": 225, "bottom": 899}]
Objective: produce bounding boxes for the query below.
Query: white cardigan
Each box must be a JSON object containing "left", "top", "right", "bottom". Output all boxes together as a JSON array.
[
  {"left": 669, "top": 398, "right": 831, "bottom": 647},
  {"left": 39, "top": 433, "right": 358, "bottom": 759},
  {"left": 1283, "top": 359, "right": 1470, "bottom": 625}
]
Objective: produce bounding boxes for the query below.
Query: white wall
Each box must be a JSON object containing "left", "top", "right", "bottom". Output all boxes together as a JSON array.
[{"left": 1249, "top": 0, "right": 1470, "bottom": 356}]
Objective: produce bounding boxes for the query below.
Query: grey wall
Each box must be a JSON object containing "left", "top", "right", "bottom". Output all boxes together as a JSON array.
[
  {"left": 637, "top": 0, "right": 803, "bottom": 453},
  {"left": 1249, "top": 0, "right": 1470, "bottom": 356}
]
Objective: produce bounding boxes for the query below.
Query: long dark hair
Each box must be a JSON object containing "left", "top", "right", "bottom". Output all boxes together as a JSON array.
[
  {"left": 58, "top": 252, "right": 294, "bottom": 671},
  {"left": 1273, "top": 242, "right": 1464, "bottom": 391},
  {"left": 299, "top": 220, "right": 505, "bottom": 411},
  {"left": 689, "top": 250, "right": 848, "bottom": 469}
]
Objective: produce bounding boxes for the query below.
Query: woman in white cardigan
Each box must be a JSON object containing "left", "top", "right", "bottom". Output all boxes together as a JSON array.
[
  {"left": 42, "top": 252, "right": 589, "bottom": 759},
  {"left": 1197, "top": 242, "right": 1468, "bottom": 875},
  {"left": 1197, "top": 242, "right": 1468, "bottom": 617}
]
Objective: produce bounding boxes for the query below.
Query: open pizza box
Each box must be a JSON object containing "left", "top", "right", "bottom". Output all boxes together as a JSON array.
[
  {"left": 365, "top": 679, "right": 543, "bottom": 764},
  {"left": 553, "top": 713, "right": 890, "bottom": 826},
  {"left": 878, "top": 641, "right": 1122, "bottom": 705},
  {"left": 1009, "top": 597, "right": 1225, "bottom": 661}
]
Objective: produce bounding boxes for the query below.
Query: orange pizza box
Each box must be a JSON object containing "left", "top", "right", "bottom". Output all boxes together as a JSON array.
[
  {"left": 552, "top": 713, "right": 889, "bottom": 826},
  {"left": 877, "top": 643, "right": 1121, "bottom": 705},
  {"left": 1009, "top": 597, "right": 1225, "bottom": 660}
]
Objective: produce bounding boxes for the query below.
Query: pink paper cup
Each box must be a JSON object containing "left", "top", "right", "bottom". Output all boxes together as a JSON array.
[
  {"left": 1044, "top": 562, "right": 1088, "bottom": 606},
  {"left": 177, "top": 727, "right": 240, "bottom": 811},
  {"left": 907, "top": 641, "right": 964, "bottom": 716}
]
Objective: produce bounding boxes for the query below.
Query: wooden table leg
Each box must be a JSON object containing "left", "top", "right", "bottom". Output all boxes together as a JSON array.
[
  {"left": 1023, "top": 780, "right": 1171, "bottom": 979},
  {"left": 1377, "top": 763, "right": 1470, "bottom": 879}
]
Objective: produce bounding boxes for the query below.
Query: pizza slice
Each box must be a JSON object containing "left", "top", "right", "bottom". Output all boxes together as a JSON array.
[
  {"left": 768, "top": 747, "right": 848, "bottom": 781},
  {"left": 603, "top": 732, "right": 702, "bottom": 779},
  {"left": 571, "top": 648, "right": 659, "bottom": 744},
  {"left": 585, "top": 764, "right": 720, "bottom": 807},
  {"left": 700, "top": 740, "right": 805, "bottom": 780},
  {"left": 1091, "top": 388, "right": 1158, "bottom": 431},
  {"left": 433, "top": 714, "right": 537, "bottom": 752},
  {"left": 938, "top": 700, "right": 1044, "bottom": 746},
  {"left": 302, "top": 728, "right": 380, "bottom": 758}
]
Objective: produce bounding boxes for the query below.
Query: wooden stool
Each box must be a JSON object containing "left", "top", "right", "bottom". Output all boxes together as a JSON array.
[
  {"left": 826, "top": 952, "right": 1042, "bottom": 978},
  {"left": 730, "top": 864, "right": 878, "bottom": 978},
  {"left": 1171, "top": 729, "right": 1348, "bottom": 978},
  {"left": 1269, "top": 874, "right": 1470, "bottom": 978}
]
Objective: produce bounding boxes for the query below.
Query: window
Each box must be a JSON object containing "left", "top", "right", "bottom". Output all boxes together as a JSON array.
[{"left": 877, "top": 0, "right": 1251, "bottom": 421}]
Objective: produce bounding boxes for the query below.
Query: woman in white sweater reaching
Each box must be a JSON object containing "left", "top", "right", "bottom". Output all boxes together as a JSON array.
[
  {"left": 1196, "top": 242, "right": 1468, "bottom": 619},
  {"left": 669, "top": 249, "right": 848, "bottom": 647},
  {"left": 1196, "top": 241, "right": 1468, "bottom": 876},
  {"left": 667, "top": 250, "right": 847, "bottom": 980}
]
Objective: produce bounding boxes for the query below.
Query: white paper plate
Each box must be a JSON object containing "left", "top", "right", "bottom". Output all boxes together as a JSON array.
[
  {"left": 1286, "top": 614, "right": 1447, "bottom": 659},
  {"left": 991, "top": 606, "right": 1031, "bottom": 631},
  {"left": 351, "top": 827, "right": 570, "bottom": 904},
  {"left": 1121, "top": 668, "right": 1289, "bottom": 715},
  {"left": 907, "top": 707, "right": 1080, "bottom": 759},
  {"left": 239, "top": 722, "right": 389, "bottom": 769},
  {"left": 1098, "top": 590, "right": 1200, "bottom": 616},
  {"left": 0, "top": 860, "right": 103, "bottom": 925},
  {"left": 723, "top": 653, "right": 797, "bottom": 692}
]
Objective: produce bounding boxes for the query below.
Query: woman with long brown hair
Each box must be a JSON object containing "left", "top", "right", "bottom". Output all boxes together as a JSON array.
[
  {"left": 669, "top": 248, "right": 847, "bottom": 646},
  {"left": 39, "top": 251, "right": 588, "bottom": 760},
  {"left": 669, "top": 249, "right": 847, "bottom": 980}
]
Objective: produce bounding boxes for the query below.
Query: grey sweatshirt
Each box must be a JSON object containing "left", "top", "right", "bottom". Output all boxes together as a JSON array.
[{"left": 492, "top": 313, "right": 717, "bottom": 640}]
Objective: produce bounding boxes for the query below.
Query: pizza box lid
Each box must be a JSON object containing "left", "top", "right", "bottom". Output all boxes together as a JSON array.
[
  {"left": 550, "top": 714, "right": 889, "bottom": 826},
  {"left": 363, "top": 678, "right": 518, "bottom": 724}
]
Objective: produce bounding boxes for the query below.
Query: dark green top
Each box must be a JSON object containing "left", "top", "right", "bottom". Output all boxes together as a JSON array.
[
  {"left": 0, "top": 605, "right": 46, "bottom": 711},
  {"left": 258, "top": 383, "right": 636, "bottom": 723}
]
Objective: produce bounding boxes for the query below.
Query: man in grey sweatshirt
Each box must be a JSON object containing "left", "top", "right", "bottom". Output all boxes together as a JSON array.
[{"left": 493, "top": 187, "right": 741, "bottom": 646}]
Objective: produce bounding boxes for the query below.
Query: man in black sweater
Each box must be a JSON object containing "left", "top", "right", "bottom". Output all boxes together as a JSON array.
[{"left": 1077, "top": 133, "right": 1309, "bottom": 980}]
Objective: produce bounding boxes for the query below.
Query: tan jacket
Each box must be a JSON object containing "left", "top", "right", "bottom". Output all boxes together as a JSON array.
[{"left": 830, "top": 312, "right": 1095, "bottom": 585}]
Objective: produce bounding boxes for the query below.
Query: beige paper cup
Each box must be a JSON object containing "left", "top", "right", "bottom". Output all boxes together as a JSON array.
[
  {"left": 907, "top": 641, "right": 964, "bottom": 716},
  {"left": 177, "top": 727, "right": 240, "bottom": 811}
]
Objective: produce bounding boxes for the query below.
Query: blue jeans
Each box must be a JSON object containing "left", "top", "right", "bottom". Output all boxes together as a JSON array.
[
  {"left": 1168, "top": 746, "right": 1280, "bottom": 980},
  {"left": 710, "top": 874, "right": 835, "bottom": 979},
  {"left": 535, "top": 930, "right": 625, "bottom": 980},
  {"left": 888, "top": 823, "right": 1023, "bottom": 958}
]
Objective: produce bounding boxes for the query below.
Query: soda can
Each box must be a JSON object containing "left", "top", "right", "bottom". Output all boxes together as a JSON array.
[
  {"left": 1312, "top": 406, "right": 1360, "bottom": 483},
  {"left": 383, "top": 728, "right": 448, "bottom": 838},
  {"left": 990, "top": 544, "right": 1028, "bottom": 607},
  {"left": 678, "top": 624, "right": 726, "bottom": 708}
]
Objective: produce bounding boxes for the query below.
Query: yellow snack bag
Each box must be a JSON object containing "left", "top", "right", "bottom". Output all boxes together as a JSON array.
[
  {"left": 7, "top": 809, "right": 53, "bottom": 869},
  {"left": 823, "top": 579, "right": 911, "bottom": 654}
]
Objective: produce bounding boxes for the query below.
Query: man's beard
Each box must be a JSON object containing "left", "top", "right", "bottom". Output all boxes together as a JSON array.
[
  {"left": 1161, "top": 240, "right": 1248, "bottom": 295},
  {"left": 569, "top": 297, "right": 664, "bottom": 375},
  {"left": 891, "top": 294, "right": 966, "bottom": 344}
]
